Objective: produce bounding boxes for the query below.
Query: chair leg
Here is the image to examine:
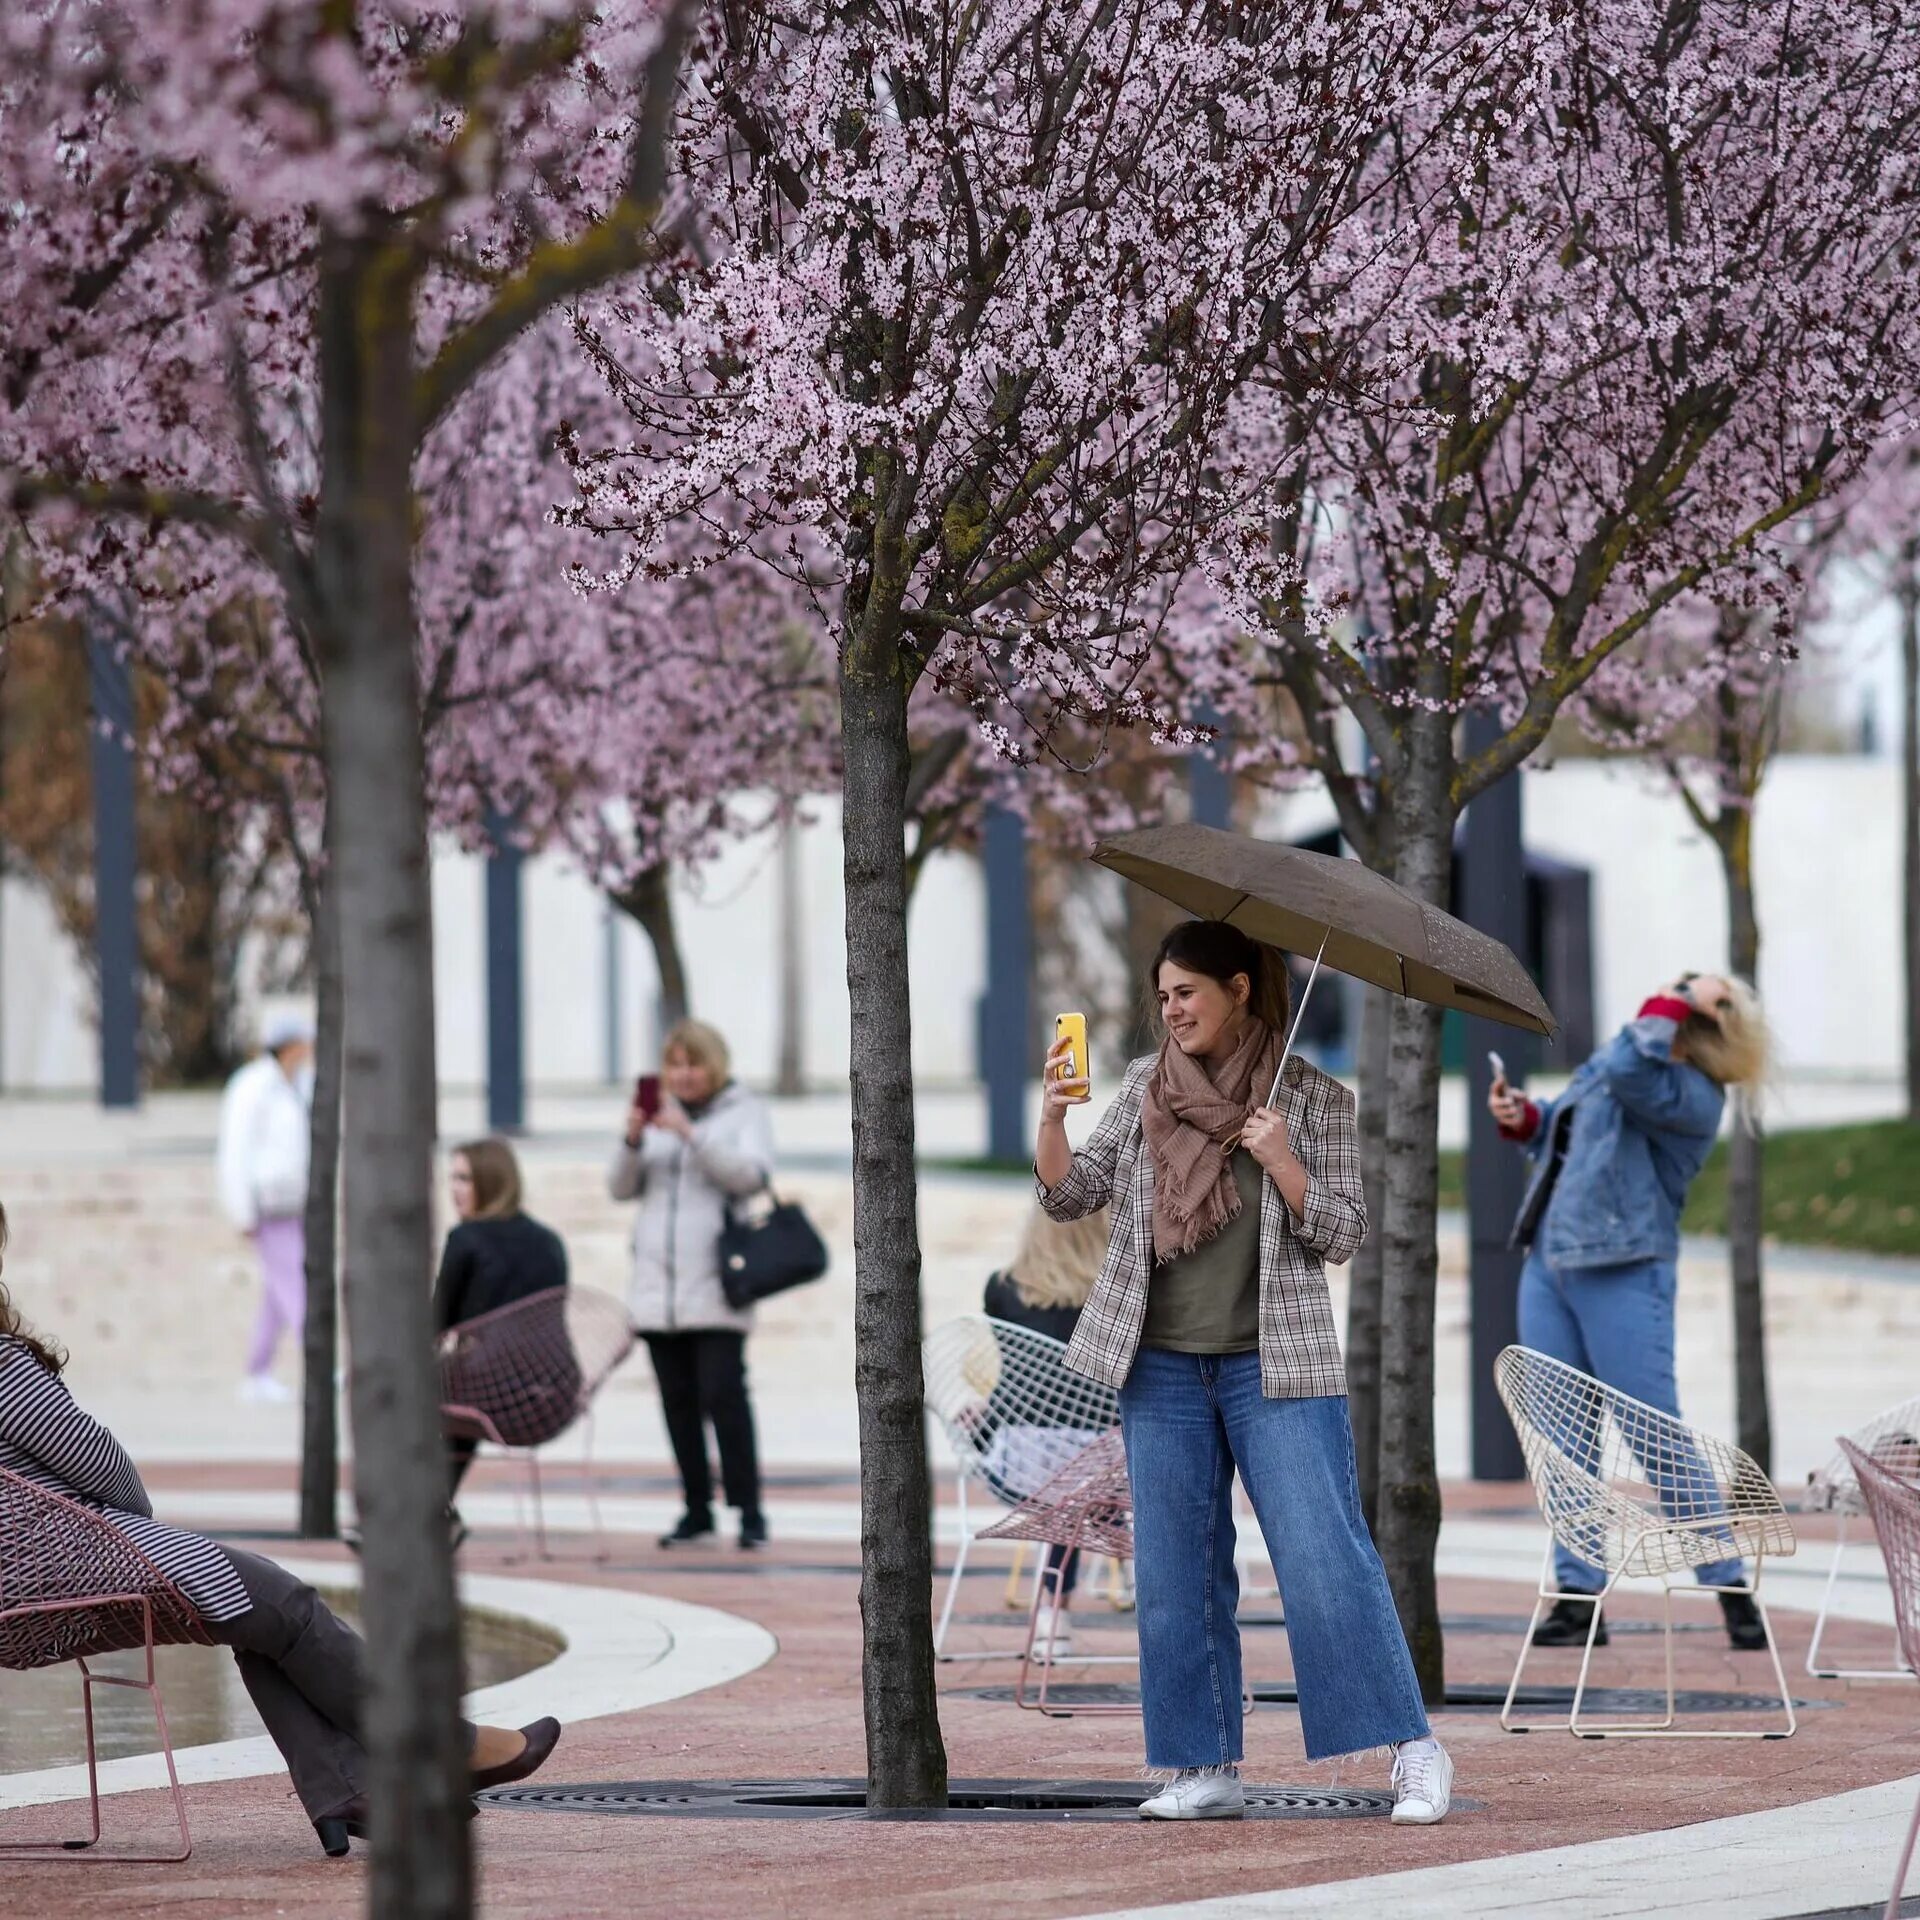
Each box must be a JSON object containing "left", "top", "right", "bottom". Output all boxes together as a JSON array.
[
  {"left": 1809, "top": 1518, "right": 1913, "bottom": 1681},
  {"left": 580, "top": 1412, "right": 609, "bottom": 1563},
  {"left": 933, "top": 1476, "right": 973, "bottom": 1660},
  {"left": 1888, "top": 1778, "right": 1920, "bottom": 1920},
  {"left": 1499, "top": 1542, "right": 1559, "bottom": 1734},
  {"left": 529, "top": 1450, "right": 550, "bottom": 1562}
]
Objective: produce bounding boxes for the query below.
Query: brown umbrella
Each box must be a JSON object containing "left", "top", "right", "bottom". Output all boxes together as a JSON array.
[{"left": 1092, "top": 823, "right": 1557, "bottom": 1055}]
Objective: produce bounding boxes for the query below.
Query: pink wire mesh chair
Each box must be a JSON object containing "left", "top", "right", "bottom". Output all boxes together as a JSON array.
[
  {"left": 922, "top": 1315, "right": 1120, "bottom": 1660},
  {"left": 1495, "top": 1344, "right": 1797, "bottom": 1739},
  {"left": 1804, "top": 1397, "right": 1920, "bottom": 1680},
  {"left": 0, "top": 1464, "right": 213, "bottom": 1861},
  {"left": 977, "top": 1430, "right": 1136, "bottom": 1715},
  {"left": 1839, "top": 1438, "right": 1920, "bottom": 1920},
  {"left": 439, "top": 1286, "right": 636, "bottom": 1560}
]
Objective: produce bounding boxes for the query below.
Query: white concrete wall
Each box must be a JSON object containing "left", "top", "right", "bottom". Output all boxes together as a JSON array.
[{"left": 0, "top": 760, "right": 1898, "bottom": 1092}]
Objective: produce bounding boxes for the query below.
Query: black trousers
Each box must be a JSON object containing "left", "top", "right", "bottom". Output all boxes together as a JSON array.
[{"left": 644, "top": 1330, "right": 762, "bottom": 1522}]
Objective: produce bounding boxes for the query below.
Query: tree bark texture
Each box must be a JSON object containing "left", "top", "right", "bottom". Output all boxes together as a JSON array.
[
  {"left": 1902, "top": 544, "right": 1920, "bottom": 1125},
  {"left": 298, "top": 834, "right": 344, "bottom": 1539},
  {"left": 610, "top": 860, "right": 690, "bottom": 1032},
  {"left": 313, "top": 244, "right": 470, "bottom": 1919},
  {"left": 1373, "top": 708, "right": 1452, "bottom": 1705},
  {"left": 1347, "top": 983, "right": 1391, "bottom": 1532},
  {"left": 1718, "top": 817, "right": 1771, "bottom": 1474},
  {"left": 839, "top": 624, "right": 948, "bottom": 1810}
]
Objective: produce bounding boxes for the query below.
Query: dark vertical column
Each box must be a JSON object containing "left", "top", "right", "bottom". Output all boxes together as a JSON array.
[
  {"left": 484, "top": 810, "right": 525, "bottom": 1135},
  {"left": 87, "top": 626, "right": 139, "bottom": 1109},
  {"left": 1463, "top": 708, "right": 1528, "bottom": 1480},
  {"left": 1190, "top": 704, "right": 1231, "bottom": 830},
  {"left": 982, "top": 804, "right": 1031, "bottom": 1164}
]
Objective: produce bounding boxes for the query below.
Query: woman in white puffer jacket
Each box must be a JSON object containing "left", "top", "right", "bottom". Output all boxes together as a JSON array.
[{"left": 608, "top": 1020, "right": 775, "bottom": 1550}]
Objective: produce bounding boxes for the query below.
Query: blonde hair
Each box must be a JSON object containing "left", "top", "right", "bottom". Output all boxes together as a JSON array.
[
  {"left": 1679, "top": 977, "right": 1770, "bottom": 1116},
  {"left": 663, "top": 1019, "right": 731, "bottom": 1087},
  {"left": 454, "top": 1138, "right": 523, "bottom": 1220},
  {"left": 1006, "top": 1206, "right": 1112, "bottom": 1310}
]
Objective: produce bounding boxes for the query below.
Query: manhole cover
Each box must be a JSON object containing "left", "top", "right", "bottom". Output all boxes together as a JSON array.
[{"left": 476, "top": 1777, "right": 1396, "bottom": 1822}]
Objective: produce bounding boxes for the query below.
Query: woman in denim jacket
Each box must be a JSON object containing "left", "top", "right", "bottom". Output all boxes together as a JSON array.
[{"left": 1491, "top": 974, "right": 1771, "bottom": 1651}]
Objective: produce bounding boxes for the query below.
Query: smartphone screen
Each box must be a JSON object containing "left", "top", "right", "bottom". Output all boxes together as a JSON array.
[{"left": 635, "top": 1074, "right": 662, "bottom": 1122}]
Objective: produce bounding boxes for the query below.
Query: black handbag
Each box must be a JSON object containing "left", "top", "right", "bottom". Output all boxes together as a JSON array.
[{"left": 718, "top": 1186, "right": 830, "bottom": 1309}]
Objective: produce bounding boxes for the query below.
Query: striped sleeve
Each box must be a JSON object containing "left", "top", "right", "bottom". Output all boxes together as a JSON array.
[
  {"left": 0, "top": 1340, "right": 152, "bottom": 1516},
  {"left": 1287, "top": 1080, "right": 1367, "bottom": 1267},
  {"left": 1038, "top": 1058, "right": 1151, "bottom": 1222}
]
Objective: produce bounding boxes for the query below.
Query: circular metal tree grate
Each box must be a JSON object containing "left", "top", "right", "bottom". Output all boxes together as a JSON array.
[
  {"left": 476, "top": 1777, "right": 1397, "bottom": 1823},
  {"left": 950, "top": 1681, "right": 1832, "bottom": 1714}
]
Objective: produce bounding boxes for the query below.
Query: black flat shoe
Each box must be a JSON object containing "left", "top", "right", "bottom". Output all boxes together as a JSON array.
[
  {"left": 739, "top": 1514, "right": 768, "bottom": 1551},
  {"left": 1532, "top": 1597, "right": 1609, "bottom": 1647},
  {"left": 470, "top": 1717, "right": 563, "bottom": 1792},
  {"left": 1719, "top": 1590, "right": 1770, "bottom": 1650},
  {"left": 659, "top": 1513, "right": 714, "bottom": 1548}
]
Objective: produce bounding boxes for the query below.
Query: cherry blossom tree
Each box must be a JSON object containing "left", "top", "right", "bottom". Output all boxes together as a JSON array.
[
  {"left": 1209, "top": 0, "right": 1920, "bottom": 1692},
  {"left": 560, "top": 0, "right": 1524, "bottom": 1799},
  {"left": 2, "top": 9, "right": 693, "bottom": 1910}
]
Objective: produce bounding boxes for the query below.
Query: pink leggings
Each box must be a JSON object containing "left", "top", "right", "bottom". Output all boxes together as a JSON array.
[{"left": 247, "top": 1216, "right": 307, "bottom": 1377}]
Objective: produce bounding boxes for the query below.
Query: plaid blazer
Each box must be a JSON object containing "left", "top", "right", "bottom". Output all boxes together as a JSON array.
[{"left": 1040, "top": 1053, "right": 1365, "bottom": 1400}]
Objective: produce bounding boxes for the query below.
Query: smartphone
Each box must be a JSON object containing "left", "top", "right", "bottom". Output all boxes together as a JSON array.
[
  {"left": 1486, "top": 1050, "right": 1506, "bottom": 1084},
  {"left": 1053, "top": 1012, "right": 1091, "bottom": 1103},
  {"left": 634, "top": 1073, "right": 662, "bottom": 1123}
]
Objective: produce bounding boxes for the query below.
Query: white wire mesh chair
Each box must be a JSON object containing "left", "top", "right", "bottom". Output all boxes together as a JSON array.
[
  {"left": 1804, "top": 1397, "right": 1920, "bottom": 1680},
  {"left": 1839, "top": 1438, "right": 1920, "bottom": 1920},
  {"left": 1495, "top": 1345, "right": 1797, "bottom": 1739},
  {"left": 922, "top": 1315, "right": 1119, "bottom": 1660}
]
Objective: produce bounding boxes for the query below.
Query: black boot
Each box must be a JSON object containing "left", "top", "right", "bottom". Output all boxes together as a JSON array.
[
  {"left": 659, "top": 1511, "right": 715, "bottom": 1548},
  {"left": 1532, "top": 1597, "right": 1609, "bottom": 1647},
  {"left": 1719, "top": 1590, "right": 1769, "bottom": 1650},
  {"left": 739, "top": 1513, "right": 769, "bottom": 1551}
]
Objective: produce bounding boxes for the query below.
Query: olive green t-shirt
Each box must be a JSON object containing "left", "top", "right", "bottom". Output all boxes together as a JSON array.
[{"left": 1141, "top": 1148, "right": 1263, "bottom": 1354}]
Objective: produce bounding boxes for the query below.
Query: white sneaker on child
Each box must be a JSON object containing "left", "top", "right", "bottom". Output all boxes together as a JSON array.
[
  {"left": 1138, "top": 1770, "right": 1246, "bottom": 1820},
  {"left": 1390, "top": 1738, "right": 1453, "bottom": 1825},
  {"left": 1031, "top": 1603, "right": 1072, "bottom": 1662}
]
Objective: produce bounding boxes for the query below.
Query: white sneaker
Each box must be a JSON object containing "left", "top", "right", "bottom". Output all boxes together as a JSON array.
[
  {"left": 1390, "top": 1739, "right": 1453, "bottom": 1825},
  {"left": 1138, "top": 1770, "right": 1246, "bottom": 1820},
  {"left": 1031, "top": 1603, "right": 1073, "bottom": 1662},
  {"left": 239, "top": 1374, "right": 292, "bottom": 1404}
]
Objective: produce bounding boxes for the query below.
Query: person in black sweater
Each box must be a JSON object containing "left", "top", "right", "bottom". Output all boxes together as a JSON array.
[
  {"left": 981, "top": 1204, "right": 1110, "bottom": 1659},
  {"left": 434, "top": 1139, "right": 571, "bottom": 1516}
]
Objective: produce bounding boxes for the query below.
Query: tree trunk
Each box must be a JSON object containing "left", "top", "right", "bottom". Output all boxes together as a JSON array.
[
  {"left": 840, "top": 619, "right": 947, "bottom": 1810},
  {"left": 1902, "top": 542, "right": 1920, "bottom": 1125},
  {"left": 1719, "top": 817, "right": 1771, "bottom": 1473},
  {"left": 609, "top": 860, "right": 690, "bottom": 1033},
  {"left": 1347, "top": 983, "right": 1391, "bottom": 1532},
  {"left": 1374, "top": 708, "right": 1451, "bottom": 1705},
  {"left": 298, "top": 831, "right": 344, "bottom": 1540},
  {"left": 314, "top": 242, "right": 469, "bottom": 1919},
  {"left": 775, "top": 817, "right": 806, "bottom": 1096}
]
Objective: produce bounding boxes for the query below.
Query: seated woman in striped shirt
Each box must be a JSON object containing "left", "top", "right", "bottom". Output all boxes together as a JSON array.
[{"left": 0, "top": 1203, "right": 561, "bottom": 1857}]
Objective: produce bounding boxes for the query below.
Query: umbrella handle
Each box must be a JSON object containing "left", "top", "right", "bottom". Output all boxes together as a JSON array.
[{"left": 1266, "top": 929, "right": 1329, "bottom": 1108}]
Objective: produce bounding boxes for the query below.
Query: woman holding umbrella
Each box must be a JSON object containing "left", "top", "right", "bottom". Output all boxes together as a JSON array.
[{"left": 1036, "top": 918, "right": 1451, "bottom": 1825}]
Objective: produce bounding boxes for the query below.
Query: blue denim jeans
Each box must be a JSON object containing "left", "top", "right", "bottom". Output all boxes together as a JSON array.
[
  {"left": 1117, "top": 1349, "right": 1430, "bottom": 1767},
  {"left": 1517, "top": 1252, "right": 1745, "bottom": 1594}
]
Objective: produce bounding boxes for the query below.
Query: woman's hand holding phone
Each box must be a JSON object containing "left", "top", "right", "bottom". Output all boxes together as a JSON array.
[{"left": 1041, "top": 1035, "right": 1089, "bottom": 1122}]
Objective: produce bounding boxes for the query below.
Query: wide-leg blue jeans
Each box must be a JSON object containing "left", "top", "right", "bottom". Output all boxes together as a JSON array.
[
  {"left": 1517, "top": 1252, "right": 1745, "bottom": 1594},
  {"left": 1117, "top": 1349, "right": 1430, "bottom": 1766}
]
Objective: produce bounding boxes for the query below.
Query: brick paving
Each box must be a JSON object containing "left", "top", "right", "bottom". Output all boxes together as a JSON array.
[{"left": 2, "top": 1473, "right": 1915, "bottom": 1920}]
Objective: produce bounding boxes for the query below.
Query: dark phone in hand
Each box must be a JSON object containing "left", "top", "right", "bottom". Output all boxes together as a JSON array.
[{"left": 635, "top": 1074, "right": 662, "bottom": 1122}]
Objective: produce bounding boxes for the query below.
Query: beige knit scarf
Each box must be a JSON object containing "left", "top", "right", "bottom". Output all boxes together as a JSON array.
[{"left": 1139, "top": 1016, "right": 1286, "bottom": 1262}]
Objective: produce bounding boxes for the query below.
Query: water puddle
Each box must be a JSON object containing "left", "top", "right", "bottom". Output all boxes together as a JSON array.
[{"left": 0, "top": 1590, "right": 562, "bottom": 1773}]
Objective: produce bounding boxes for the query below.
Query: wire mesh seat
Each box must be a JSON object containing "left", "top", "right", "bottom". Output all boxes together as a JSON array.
[
  {"left": 0, "top": 1465, "right": 213, "bottom": 1861},
  {"left": 1495, "top": 1344, "right": 1797, "bottom": 1739},
  {"left": 1839, "top": 1438, "right": 1920, "bottom": 1920},
  {"left": 922, "top": 1314, "right": 1120, "bottom": 1660},
  {"left": 439, "top": 1285, "right": 636, "bottom": 1560},
  {"left": 978, "top": 1430, "right": 1136, "bottom": 1713},
  {"left": 1803, "top": 1397, "right": 1920, "bottom": 1680}
]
